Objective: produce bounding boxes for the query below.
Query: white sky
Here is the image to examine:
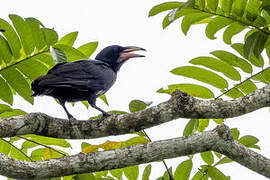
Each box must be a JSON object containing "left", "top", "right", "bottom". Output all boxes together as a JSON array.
[{"left": 1, "top": 0, "right": 270, "bottom": 179}]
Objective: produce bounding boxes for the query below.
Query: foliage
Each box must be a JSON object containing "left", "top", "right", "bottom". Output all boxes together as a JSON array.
[{"left": 149, "top": 0, "right": 267, "bottom": 179}]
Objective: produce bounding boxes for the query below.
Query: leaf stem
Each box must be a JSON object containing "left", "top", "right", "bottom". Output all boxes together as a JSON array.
[
  {"left": 215, "top": 66, "right": 270, "bottom": 99},
  {"left": 0, "top": 50, "right": 49, "bottom": 73},
  {"left": 142, "top": 129, "right": 174, "bottom": 180},
  {"left": 192, "top": 7, "right": 270, "bottom": 35},
  {"left": 18, "top": 136, "right": 67, "bottom": 157},
  {"left": 1, "top": 138, "right": 32, "bottom": 161}
]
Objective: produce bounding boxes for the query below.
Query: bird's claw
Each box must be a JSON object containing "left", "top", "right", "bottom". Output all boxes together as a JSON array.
[
  {"left": 98, "top": 113, "right": 111, "bottom": 121},
  {"left": 69, "top": 117, "right": 77, "bottom": 121}
]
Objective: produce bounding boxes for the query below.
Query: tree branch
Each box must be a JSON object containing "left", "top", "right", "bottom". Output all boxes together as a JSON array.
[
  {"left": 1, "top": 124, "right": 269, "bottom": 179},
  {"left": 1, "top": 84, "right": 270, "bottom": 139}
]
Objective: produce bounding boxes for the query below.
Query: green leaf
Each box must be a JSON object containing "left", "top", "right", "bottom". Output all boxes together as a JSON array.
[
  {"left": 149, "top": 2, "right": 184, "bottom": 17},
  {"left": 253, "top": 71, "right": 270, "bottom": 84},
  {"left": 223, "top": 23, "right": 246, "bottom": 44},
  {"left": 157, "top": 83, "right": 214, "bottom": 99},
  {"left": 205, "top": 16, "right": 233, "bottom": 40},
  {"left": 221, "top": 88, "right": 244, "bottom": 99},
  {"left": 237, "top": 80, "right": 257, "bottom": 94},
  {"left": 9, "top": 142, "right": 31, "bottom": 161},
  {"left": 211, "top": 50, "right": 252, "bottom": 73},
  {"left": 0, "top": 35, "right": 13, "bottom": 64},
  {"left": 0, "top": 68, "right": 33, "bottom": 104},
  {"left": 260, "top": 68, "right": 270, "bottom": 83},
  {"left": 183, "top": 119, "right": 198, "bottom": 136},
  {"left": 22, "top": 136, "right": 71, "bottom": 150},
  {"left": 0, "top": 76, "right": 13, "bottom": 105},
  {"left": 129, "top": 100, "right": 151, "bottom": 112},
  {"left": 42, "top": 28, "right": 58, "bottom": 46},
  {"left": 174, "top": 159, "right": 193, "bottom": 180},
  {"left": 0, "top": 18, "right": 22, "bottom": 59},
  {"left": 181, "top": 13, "right": 212, "bottom": 35},
  {"left": 74, "top": 173, "right": 95, "bottom": 180},
  {"left": 215, "top": 157, "right": 233, "bottom": 166},
  {"left": 221, "top": 0, "right": 234, "bottom": 15},
  {"left": 99, "top": 94, "right": 109, "bottom": 105},
  {"left": 238, "top": 135, "right": 259, "bottom": 147},
  {"left": 0, "top": 109, "right": 26, "bottom": 118},
  {"left": 31, "top": 148, "right": 44, "bottom": 161},
  {"left": 213, "top": 119, "right": 224, "bottom": 124},
  {"left": 0, "top": 104, "right": 12, "bottom": 114},
  {"left": 78, "top": 42, "right": 98, "bottom": 58},
  {"left": 214, "top": 151, "right": 222, "bottom": 158},
  {"left": 57, "top": 31, "right": 78, "bottom": 46},
  {"left": 206, "top": 0, "right": 219, "bottom": 11},
  {"left": 15, "top": 58, "right": 49, "bottom": 80},
  {"left": 232, "top": 43, "right": 264, "bottom": 68},
  {"left": 0, "top": 138, "right": 11, "bottom": 155},
  {"left": 190, "top": 56, "right": 241, "bottom": 81},
  {"left": 163, "top": 167, "right": 173, "bottom": 180},
  {"left": 142, "top": 164, "right": 152, "bottom": 180},
  {"left": 94, "top": 170, "right": 108, "bottom": 177},
  {"left": 124, "top": 165, "right": 139, "bottom": 180},
  {"left": 110, "top": 168, "right": 123, "bottom": 179},
  {"left": 230, "top": 128, "right": 240, "bottom": 140},
  {"left": 25, "top": 17, "right": 47, "bottom": 51},
  {"left": 200, "top": 151, "right": 214, "bottom": 165},
  {"left": 192, "top": 170, "right": 208, "bottom": 180},
  {"left": 195, "top": 0, "right": 205, "bottom": 9},
  {"left": 171, "top": 66, "right": 228, "bottom": 89},
  {"left": 261, "top": 0, "right": 270, "bottom": 11},
  {"left": 53, "top": 44, "right": 87, "bottom": 62},
  {"left": 197, "top": 119, "right": 209, "bottom": 132},
  {"left": 81, "top": 101, "right": 89, "bottom": 109},
  {"left": 81, "top": 142, "right": 91, "bottom": 151},
  {"left": 34, "top": 52, "right": 55, "bottom": 68},
  {"left": 121, "top": 136, "right": 149, "bottom": 148},
  {"left": 162, "top": 8, "right": 199, "bottom": 29},
  {"left": 50, "top": 47, "right": 67, "bottom": 64},
  {"left": 245, "top": 0, "right": 260, "bottom": 22},
  {"left": 232, "top": 0, "right": 247, "bottom": 17},
  {"left": 9, "top": 14, "right": 35, "bottom": 56},
  {"left": 244, "top": 31, "right": 267, "bottom": 60},
  {"left": 203, "top": 165, "right": 230, "bottom": 180}
]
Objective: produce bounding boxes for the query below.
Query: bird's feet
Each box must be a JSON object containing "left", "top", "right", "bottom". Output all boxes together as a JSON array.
[
  {"left": 67, "top": 114, "right": 76, "bottom": 121},
  {"left": 99, "top": 112, "right": 111, "bottom": 121}
]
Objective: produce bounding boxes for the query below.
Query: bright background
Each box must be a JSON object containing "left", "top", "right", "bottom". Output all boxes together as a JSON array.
[{"left": 1, "top": 0, "right": 270, "bottom": 179}]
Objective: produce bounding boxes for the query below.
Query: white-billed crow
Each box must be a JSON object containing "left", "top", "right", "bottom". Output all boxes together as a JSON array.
[{"left": 31, "top": 45, "right": 145, "bottom": 119}]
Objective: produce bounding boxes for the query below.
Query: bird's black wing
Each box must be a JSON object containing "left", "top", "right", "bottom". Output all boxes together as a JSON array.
[{"left": 37, "top": 60, "right": 116, "bottom": 93}]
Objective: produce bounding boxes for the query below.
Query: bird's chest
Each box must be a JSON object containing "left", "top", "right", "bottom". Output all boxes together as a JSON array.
[{"left": 94, "top": 72, "right": 117, "bottom": 96}]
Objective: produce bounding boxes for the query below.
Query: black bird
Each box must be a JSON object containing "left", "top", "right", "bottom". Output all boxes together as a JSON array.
[{"left": 31, "top": 45, "right": 145, "bottom": 119}]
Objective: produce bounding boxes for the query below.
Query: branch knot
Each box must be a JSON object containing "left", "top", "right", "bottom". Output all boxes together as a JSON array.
[
  {"left": 170, "top": 90, "right": 195, "bottom": 117},
  {"left": 216, "top": 124, "right": 233, "bottom": 141}
]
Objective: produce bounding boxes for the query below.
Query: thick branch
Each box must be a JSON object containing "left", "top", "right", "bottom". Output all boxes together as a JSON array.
[
  {"left": 1, "top": 124, "right": 269, "bottom": 179},
  {"left": 1, "top": 84, "right": 270, "bottom": 139}
]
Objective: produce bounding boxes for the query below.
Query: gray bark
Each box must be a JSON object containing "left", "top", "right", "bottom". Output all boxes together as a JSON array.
[
  {"left": 0, "top": 124, "right": 269, "bottom": 179},
  {"left": 1, "top": 84, "right": 270, "bottom": 179},
  {"left": 0, "top": 84, "right": 270, "bottom": 139}
]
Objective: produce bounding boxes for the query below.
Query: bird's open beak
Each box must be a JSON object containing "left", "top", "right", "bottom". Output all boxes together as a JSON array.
[{"left": 117, "top": 46, "right": 146, "bottom": 63}]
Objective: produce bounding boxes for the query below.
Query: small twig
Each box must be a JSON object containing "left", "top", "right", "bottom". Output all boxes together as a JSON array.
[
  {"left": 18, "top": 136, "right": 67, "bottom": 157},
  {"left": 215, "top": 67, "right": 270, "bottom": 100},
  {"left": 0, "top": 50, "right": 49, "bottom": 73},
  {"left": 142, "top": 130, "right": 174, "bottom": 180},
  {"left": 1, "top": 138, "right": 32, "bottom": 161}
]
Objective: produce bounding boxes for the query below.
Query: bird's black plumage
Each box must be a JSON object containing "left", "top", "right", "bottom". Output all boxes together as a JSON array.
[{"left": 31, "top": 45, "right": 145, "bottom": 119}]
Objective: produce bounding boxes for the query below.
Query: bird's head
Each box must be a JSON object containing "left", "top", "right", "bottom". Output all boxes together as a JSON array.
[{"left": 95, "top": 45, "right": 146, "bottom": 72}]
